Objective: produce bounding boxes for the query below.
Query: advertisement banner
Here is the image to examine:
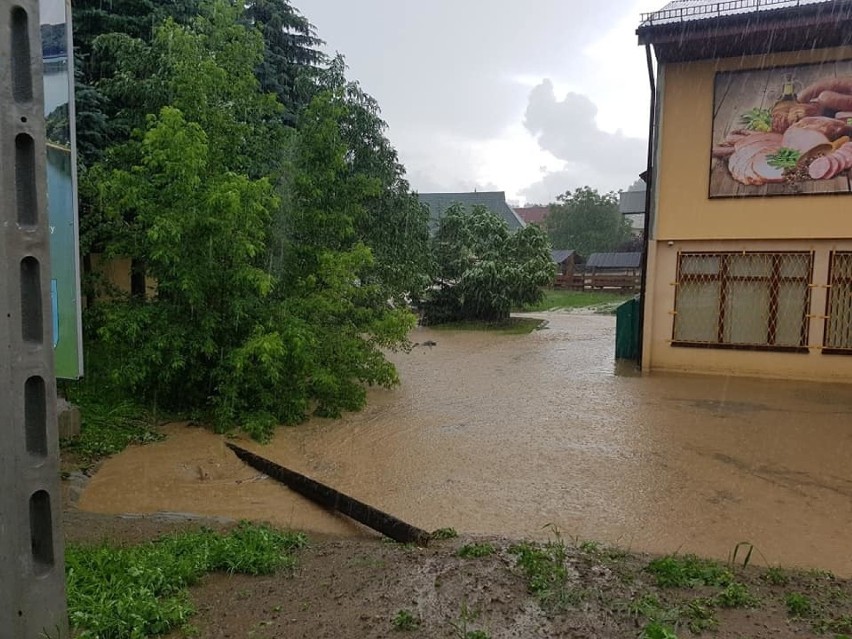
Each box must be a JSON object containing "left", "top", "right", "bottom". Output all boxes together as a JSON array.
[
  {"left": 40, "top": 0, "right": 83, "bottom": 378},
  {"left": 711, "top": 61, "right": 852, "bottom": 198}
]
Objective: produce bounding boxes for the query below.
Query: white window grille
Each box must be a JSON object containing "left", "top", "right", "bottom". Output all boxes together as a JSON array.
[
  {"left": 673, "top": 252, "right": 813, "bottom": 350},
  {"left": 824, "top": 252, "right": 852, "bottom": 354}
]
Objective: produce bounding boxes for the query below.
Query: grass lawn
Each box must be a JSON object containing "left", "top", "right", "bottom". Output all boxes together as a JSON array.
[
  {"left": 429, "top": 317, "right": 545, "bottom": 335},
  {"left": 519, "top": 289, "right": 634, "bottom": 313}
]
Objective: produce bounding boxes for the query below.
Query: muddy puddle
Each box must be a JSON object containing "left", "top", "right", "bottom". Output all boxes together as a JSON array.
[{"left": 78, "top": 312, "right": 852, "bottom": 574}]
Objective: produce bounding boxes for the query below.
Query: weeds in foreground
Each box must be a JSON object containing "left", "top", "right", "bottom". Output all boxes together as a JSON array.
[
  {"left": 627, "top": 593, "right": 717, "bottom": 635},
  {"left": 727, "top": 541, "right": 755, "bottom": 570},
  {"left": 785, "top": 589, "right": 852, "bottom": 635},
  {"left": 179, "top": 624, "right": 200, "bottom": 638},
  {"left": 647, "top": 554, "right": 733, "bottom": 589},
  {"left": 457, "top": 543, "right": 495, "bottom": 559},
  {"left": 640, "top": 622, "right": 678, "bottom": 639},
  {"left": 628, "top": 594, "right": 675, "bottom": 624},
  {"left": 716, "top": 582, "right": 759, "bottom": 608},
  {"left": 682, "top": 597, "right": 719, "bottom": 633},
  {"left": 510, "top": 530, "right": 585, "bottom": 612},
  {"left": 764, "top": 566, "right": 790, "bottom": 587},
  {"left": 448, "top": 602, "right": 490, "bottom": 639},
  {"left": 578, "top": 540, "right": 602, "bottom": 554},
  {"left": 66, "top": 523, "right": 307, "bottom": 639},
  {"left": 786, "top": 592, "right": 815, "bottom": 617},
  {"left": 577, "top": 539, "right": 630, "bottom": 563},
  {"left": 391, "top": 609, "right": 420, "bottom": 631},
  {"left": 432, "top": 528, "right": 459, "bottom": 540},
  {"left": 816, "top": 616, "right": 852, "bottom": 635}
]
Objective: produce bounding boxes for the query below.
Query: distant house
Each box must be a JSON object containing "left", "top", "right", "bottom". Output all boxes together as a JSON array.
[
  {"left": 586, "top": 252, "right": 642, "bottom": 273},
  {"left": 551, "top": 249, "right": 583, "bottom": 289},
  {"left": 551, "top": 249, "right": 581, "bottom": 277},
  {"left": 617, "top": 189, "right": 646, "bottom": 237},
  {"left": 583, "top": 252, "right": 642, "bottom": 292},
  {"left": 514, "top": 205, "right": 550, "bottom": 227},
  {"left": 418, "top": 191, "right": 525, "bottom": 234}
]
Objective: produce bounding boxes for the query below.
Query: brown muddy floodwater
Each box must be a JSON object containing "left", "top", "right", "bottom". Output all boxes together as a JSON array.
[{"left": 78, "top": 312, "right": 852, "bottom": 574}]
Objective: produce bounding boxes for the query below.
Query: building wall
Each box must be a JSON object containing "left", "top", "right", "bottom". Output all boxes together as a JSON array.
[
  {"left": 88, "top": 254, "right": 157, "bottom": 301},
  {"left": 645, "top": 44, "right": 852, "bottom": 381},
  {"left": 644, "top": 238, "right": 852, "bottom": 382}
]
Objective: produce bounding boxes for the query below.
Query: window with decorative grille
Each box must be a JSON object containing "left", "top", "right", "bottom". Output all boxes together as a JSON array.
[
  {"left": 824, "top": 252, "right": 852, "bottom": 353},
  {"left": 672, "top": 252, "right": 813, "bottom": 350}
]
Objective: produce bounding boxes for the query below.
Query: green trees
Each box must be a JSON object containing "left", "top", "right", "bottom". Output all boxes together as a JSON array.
[
  {"left": 244, "top": 0, "right": 325, "bottom": 119},
  {"left": 92, "top": 107, "right": 278, "bottom": 410},
  {"left": 422, "top": 205, "right": 553, "bottom": 324},
  {"left": 547, "top": 187, "right": 632, "bottom": 255},
  {"left": 78, "top": 1, "right": 429, "bottom": 439},
  {"left": 314, "top": 58, "right": 432, "bottom": 303}
]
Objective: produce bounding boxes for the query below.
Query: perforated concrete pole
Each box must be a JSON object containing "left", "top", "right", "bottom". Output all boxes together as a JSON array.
[{"left": 0, "top": 0, "right": 69, "bottom": 636}]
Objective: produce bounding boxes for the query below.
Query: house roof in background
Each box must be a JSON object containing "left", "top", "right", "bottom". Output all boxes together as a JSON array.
[
  {"left": 514, "top": 205, "right": 550, "bottom": 226},
  {"left": 618, "top": 190, "right": 646, "bottom": 215},
  {"left": 418, "top": 191, "right": 525, "bottom": 231},
  {"left": 586, "top": 252, "right": 642, "bottom": 269},
  {"left": 550, "top": 249, "right": 577, "bottom": 264}
]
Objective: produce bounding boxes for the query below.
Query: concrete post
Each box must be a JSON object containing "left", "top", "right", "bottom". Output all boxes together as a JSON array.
[{"left": 0, "top": 0, "right": 69, "bottom": 636}]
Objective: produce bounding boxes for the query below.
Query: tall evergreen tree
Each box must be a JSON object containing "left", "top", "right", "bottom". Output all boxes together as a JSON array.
[
  {"left": 308, "top": 57, "right": 432, "bottom": 303},
  {"left": 243, "top": 0, "right": 325, "bottom": 118}
]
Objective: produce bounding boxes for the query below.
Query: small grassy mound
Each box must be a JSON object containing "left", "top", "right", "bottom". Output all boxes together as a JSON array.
[
  {"left": 457, "top": 542, "right": 496, "bottom": 559},
  {"left": 429, "top": 317, "right": 544, "bottom": 334},
  {"left": 519, "top": 290, "right": 633, "bottom": 312},
  {"left": 67, "top": 522, "right": 307, "bottom": 638}
]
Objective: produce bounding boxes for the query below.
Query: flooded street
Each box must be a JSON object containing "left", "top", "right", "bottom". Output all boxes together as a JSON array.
[{"left": 78, "top": 312, "right": 852, "bottom": 574}]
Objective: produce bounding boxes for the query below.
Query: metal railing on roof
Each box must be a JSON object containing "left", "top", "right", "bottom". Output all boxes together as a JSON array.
[{"left": 640, "top": 0, "right": 806, "bottom": 26}]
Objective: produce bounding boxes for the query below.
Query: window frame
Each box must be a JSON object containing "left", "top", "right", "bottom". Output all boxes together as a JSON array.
[
  {"left": 822, "top": 251, "right": 852, "bottom": 356},
  {"left": 671, "top": 251, "right": 813, "bottom": 353}
]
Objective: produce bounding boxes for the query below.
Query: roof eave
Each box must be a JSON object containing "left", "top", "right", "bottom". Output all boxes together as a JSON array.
[{"left": 637, "top": 1, "right": 852, "bottom": 61}]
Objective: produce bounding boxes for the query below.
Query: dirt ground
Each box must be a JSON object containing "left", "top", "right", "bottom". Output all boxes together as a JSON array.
[{"left": 63, "top": 511, "right": 852, "bottom": 639}]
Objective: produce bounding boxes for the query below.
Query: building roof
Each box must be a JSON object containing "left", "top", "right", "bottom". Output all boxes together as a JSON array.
[
  {"left": 640, "top": 0, "right": 830, "bottom": 27},
  {"left": 514, "top": 205, "right": 550, "bottom": 226},
  {"left": 586, "top": 252, "right": 642, "bottom": 269},
  {"left": 638, "top": 0, "right": 851, "bottom": 62},
  {"left": 618, "top": 190, "right": 646, "bottom": 215},
  {"left": 551, "top": 249, "right": 577, "bottom": 265},
  {"left": 418, "top": 191, "right": 525, "bottom": 232}
]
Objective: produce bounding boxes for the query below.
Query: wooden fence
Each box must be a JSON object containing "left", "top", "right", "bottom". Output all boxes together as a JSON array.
[{"left": 554, "top": 270, "right": 641, "bottom": 292}]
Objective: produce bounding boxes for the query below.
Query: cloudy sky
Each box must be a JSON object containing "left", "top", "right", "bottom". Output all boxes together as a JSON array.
[{"left": 297, "top": 0, "right": 665, "bottom": 205}]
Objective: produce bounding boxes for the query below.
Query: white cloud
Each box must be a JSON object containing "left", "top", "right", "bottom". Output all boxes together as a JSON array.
[
  {"left": 297, "top": 0, "right": 661, "bottom": 205},
  {"left": 519, "top": 80, "right": 647, "bottom": 203}
]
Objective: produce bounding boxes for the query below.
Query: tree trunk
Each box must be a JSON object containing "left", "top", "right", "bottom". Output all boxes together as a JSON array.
[{"left": 227, "top": 443, "right": 431, "bottom": 546}]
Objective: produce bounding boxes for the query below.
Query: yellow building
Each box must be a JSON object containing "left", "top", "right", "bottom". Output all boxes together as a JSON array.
[{"left": 638, "top": 0, "right": 852, "bottom": 382}]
